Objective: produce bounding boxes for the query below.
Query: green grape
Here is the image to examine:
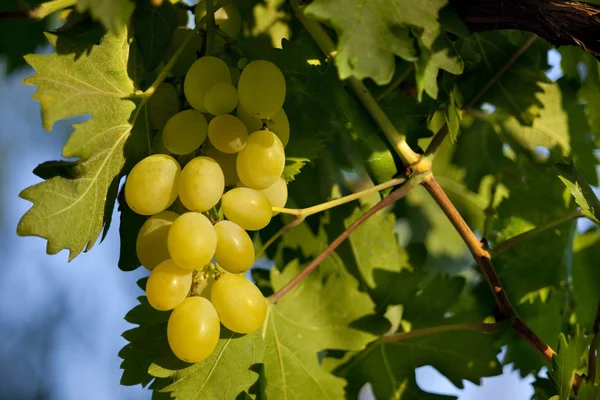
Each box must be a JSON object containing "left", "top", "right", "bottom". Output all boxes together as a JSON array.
[
  {"left": 211, "top": 273, "right": 267, "bottom": 334},
  {"left": 136, "top": 211, "right": 179, "bottom": 271},
  {"left": 164, "top": 27, "right": 204, "bottom": 77},
  {"left": 176, "top": 7, "right": 189, "bottom": 26},
  {"left": 146, "top": 259, "right": 193, "bottom": 311},
  {"left": 237, "top": 60, "right": 286, "bottom": 119},
  {"left": 184, "top": 56, "right": 231, "bottom": 112},
  {"left": 194, "top": 2, "right": 242, "bottom": 40},
  {"left": 213, "top": 221, "right": 255, "bottom": 273},
  {"left": 167, "top": 296, "right": 220, "bottom": 363},
  {"left": 237, "top": 105, "right": 290, "bottom": 147},
  {"left": 179, "top": 156, "right": 224, "bottom": 212},
  {"left": 221, "top": 187, "right": 272, "bottom": 230},
  {"left": 168, "top": 212, "right": 217, "bottom": 270},
  {"left": 259, "top": 177, "right": 288, "bottom": 215},
  {"left": 204, "top": 83, "right": 238, "bottom": 115},
  {"left": 147, "top": 83, "right": 180, "bottom": 130},
  {"left": 208, "top": 114, "right": 248, "bottom": 154},
  {"left": 205, "top": 147, "right": 239, "bottom": 186},
  {"left": 125, "top": 154, "right": 181, "bottom": 215},
  {"left": 229, "top": 66, "right": 241, "bottom": 86},
  {"left": 152, "top": 130, "right": 171, "bottom": 155},
  {"left": 236, "top": 130, "right": 285, "bottom": 189},
  {"left": 237, "top": 58, "right": 248, "bottom": 70},
  {"left": 162, "top": 109, "right": 208, "bottom": 155}
]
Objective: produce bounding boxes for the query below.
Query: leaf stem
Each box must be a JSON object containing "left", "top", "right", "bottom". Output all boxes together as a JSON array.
[
  {"left": 269, "top": 176, "right": 422, "bottom": 303},
  {"left": 375, "top": 64, "right": 414, "bottom": 102},
  {"left": 28, "top": 0, "right": 76, "bottom": 20},
  {"left": 491, "top": 210, "right": 583, "bottom": 257},
  {"left": 288, "top": 0, "right": 421, "bottom": 167},
  {"left": 424, "top": 33, "right": 538, "bottom": 157},
  {"left": 421, "top": 174, "right": 555, "bottom": 362},
  {"left": 382, "top": 320, "right": 508, "bottom": 343},
  {"left": 272, "top": 177, "right": 406, "bottom": 218}
]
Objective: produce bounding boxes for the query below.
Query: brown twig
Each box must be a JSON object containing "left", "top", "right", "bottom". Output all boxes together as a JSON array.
[
  {"left": 383, "top": 321, "right": 508, "bottom": 343},
  {"left": 269, "top": 176, "right": 422, "bottom": 303}
]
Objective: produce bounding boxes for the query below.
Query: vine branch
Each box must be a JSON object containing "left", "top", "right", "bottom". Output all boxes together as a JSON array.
[
  {"left": 269, "top": 176, "right": 422, "bottom": 303},
  {"left": 382, "top": 320, "right": 508, "bottom": 343}
]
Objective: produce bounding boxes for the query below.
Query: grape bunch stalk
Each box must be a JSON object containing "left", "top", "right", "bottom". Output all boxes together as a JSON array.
[{"left": 124, "top": 5, "right": 291, "bottom": 363}]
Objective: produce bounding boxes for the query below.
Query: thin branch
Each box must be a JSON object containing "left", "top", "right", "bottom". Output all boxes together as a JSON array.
[
  {"left": 288, "top": 0, "right": 421, "bottom": 167},
  {"left": 273, "top": 177, "right": 405, "bottom": 218},
  {"left": 422, "top": 174, "right": 555, "bottom": 361},
  {"left": 424, "top": 34, "right": 538, "bottom": 157},
  {"left": 382, "top": 320, "right": 508, "bottom": 343},
  {"left": 482, "top": 174, "right": 500, "bottom": 239},
  {"left": 269, "top": 176, "right": 422, "bottom": 303},
  {"left": 0, "top": 11, "right": 29, "bottom": 18},
  {"left": 255, "top": 217, "right": 304, "bottom": 259},
  {"left": 491, "top": 210, "right": 583, "bottom": 257},
  {"left": 375, "top": 64, "right": 414, "bottom": 102}
]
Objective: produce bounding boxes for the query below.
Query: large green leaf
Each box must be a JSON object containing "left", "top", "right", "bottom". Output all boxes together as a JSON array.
[
  {"left": 77, "top": 0, "right": 136, "bottom": 32},
  {"left": 132, "top": 0, "right": 178, "bottom": 71},
  {"left": 18, "top": 30, "right": 150, "bottom": 260},
  {"left": 262, "top": 260, "right": 379, "bottom": 399}
]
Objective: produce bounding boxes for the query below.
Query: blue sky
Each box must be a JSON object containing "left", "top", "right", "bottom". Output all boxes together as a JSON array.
[{"left": 0, "top": 48, "right": 565, "bottom": 399}]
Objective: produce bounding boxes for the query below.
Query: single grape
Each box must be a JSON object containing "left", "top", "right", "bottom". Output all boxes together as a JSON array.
[
  {"left": 221, "top": 187, "right": 272, "bottom": 230},
  {"left": 237, "top": 105, "right": 290, "bottom": 147},
  {"left": 213, "top": 221, "right": 255, "bottom": 273},
  {"left": 162, "top": 109, "right": 208, "bottom": 155},
  {"left": 194, "top": 2, "right": 242, "bottom": 40},
  {"left": 168, "top": 296, "right": 220, "bottom": 363},
  {"left": 176, "top": 7, "right": 189, "bottom": 26},
  {"left": 205, "top": 147, "right": 239, "bottom": 186},
  {"left": 236, "top": 130, "right": 285, "bottom": 189},
  {"left": 147, "top": 83, "right": 180, "bottom": 130},
  {"left": 184, "top": 56, "right": 231, "bottom": 112},
  {"left": 259, "top": 177, "right": 288, "bottom": 215},
  {"left": 211, "top": 274, "right": 267, "bottom": 334},
  {"left": 125, "top": 154, "right": 181, "bottom": 215},
  {"left": 146, "top": 259, "right": 192, "bottom": 311},
  {"left": 179, "top": 156, "right": 224, "bottom": 212},
  {"left": 152, "top": 130, "right": 171, "bottom": 155},
  {"left": 136, "top": 211, "right": 179, "bottom": 270},
  {"left": 164, "top": 27, "right": 204, "bottom": 77},
  {"left": 208, "top": 114, "right": 248, "bottom": 154},
  {"left": 237, "top": 60, "right": 286, "bottom": 119},
  {"left": 168, "top": 212, "right": 217, "bottom": 270},
  {"left": 204, "top": 83, "right": 238, "bottom": 115}
]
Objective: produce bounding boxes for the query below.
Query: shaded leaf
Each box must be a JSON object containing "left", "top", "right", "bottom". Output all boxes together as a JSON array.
[
  {"left": 77, "top": 0, "right": 136, "bottom": 32},
  {"left": 133, "top": 0, "right": 178, "bottom": 70},
  {"left": 551, "top": 326, "right": 589, "bottom": 400}
]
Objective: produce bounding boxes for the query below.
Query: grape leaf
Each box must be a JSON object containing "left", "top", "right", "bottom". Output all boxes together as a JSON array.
[
  {"left": 573, "top": 232, "right": 600, "bottom": 332},
  {"left": 579, "top": 53, "right": 600, "bottom": 137},
  {"left": 17, "top": 31, "right": 151, "bottom": 260},
  {"left": 557, "top": 162, "right": 600, "bottom": 225},
  {"left": 262, "top": 259, "right": 379, "bottom": 399},
  {"left": 551, "top": 326, "right": 590, "bottom": 400},
  {"left": 120, "top": 284, "right": 265, "bottom": 399},
  {"left": 76, "top": 0, "right": 136, "bottom": 32},
  {"left": 133, "top": 0, "right": 178, "bottom": 71}
]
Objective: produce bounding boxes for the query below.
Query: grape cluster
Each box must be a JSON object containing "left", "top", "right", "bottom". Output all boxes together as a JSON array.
[{"left": 124, "top": 3, "right": 291, "bottom": 363}]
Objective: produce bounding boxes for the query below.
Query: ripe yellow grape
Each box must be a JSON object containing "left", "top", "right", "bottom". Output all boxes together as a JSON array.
[
  {"left": 184, "top": 56, "right": 231, "bottom": 112},
  {"left": 136, "top": 211, "right": 179, "bottom": 271},
  {"left": 146, "top": 259, "right": 192, "bottom": 311},
  {"left": 147, "top": 83, "right": 180, "bottom": 130},
  {"left": 167, "top": 297, "right": 220, "bottom": 363},
  {"left": 205, "top": 147, "right": 239, "bottom": 186},
  {"left": 221, "top": 188, "right": 272, "bottom": 230},
  {"left": 194, "top": 2, "right": 242, "bottom": 40},
  {"left": 164, "top": 28, "right": 203, "bottom": 77},
  {"left": 211, "top": 274, "right": 267, "bottom": 334},
  {"left": 179, "top": 156, "right": 224, "bottom": 212},
  {"left": 162, "top": 110, "right": 208, "bottom": 155},
  {"left": 259, "top": 177, "right": 288, "bottom": 215},
  {"left": 204, "top": 83, "right": 238, "bottom": 115},
  {"left": 208, "top": 114, "right": 248, "bottom": 154},
  {"left": 168, "top": 212, "right": 217, "bottom": 270},
  {"left": 213, "top": 221, "right": 255, "bottom": 273},
  {"left": 236, "top": 130, "right": 285, "bottom": 189},
  {"left": 237, "top": 60, "right": 286, "bottom": 119},
  {"left": 125, "top": 154, "right": 181, "bottom": 215},
  {"left": 237, "top": 105, "right": 290, "bottom": 147}
]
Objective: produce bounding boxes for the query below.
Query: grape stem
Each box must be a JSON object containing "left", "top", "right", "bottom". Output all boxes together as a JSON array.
[
  {"left": 269, "top": 176, "right": 422, "bottom": 303},
  {"left": 257, "top": 177, "right": 406, "bottom": 258},
  {"left": 382, "top": 320, "right": 508, "bottom": 343}
]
